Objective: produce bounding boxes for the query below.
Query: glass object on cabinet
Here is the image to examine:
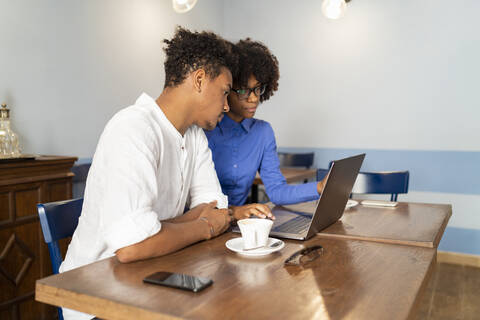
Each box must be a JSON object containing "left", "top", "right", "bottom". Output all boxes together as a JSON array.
[{"left": 0, "top": 103, "right": 21, "bottom": 159}]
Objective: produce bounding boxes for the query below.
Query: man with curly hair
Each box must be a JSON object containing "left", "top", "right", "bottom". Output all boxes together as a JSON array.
[
  {"left": 205, "top": 39, "right": 326, "bottom": 219},
  {"left": 59, "top": 27, "right": 236, "bottom": 320}
]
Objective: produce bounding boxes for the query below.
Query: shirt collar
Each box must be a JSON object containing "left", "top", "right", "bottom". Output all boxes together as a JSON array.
[
  {"left": 241, "top": 118, "right": 254, "bottom": 132},
  {"left": 137, "top": 92, "right": 184, "bottom": 142},
  {"left": 218, "top": 114, "right": 255, "bottom": 134}
]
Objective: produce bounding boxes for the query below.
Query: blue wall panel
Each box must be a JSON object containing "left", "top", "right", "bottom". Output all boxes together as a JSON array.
[{"left": 279, "top": 147, "right": 480, "bottom": 195}]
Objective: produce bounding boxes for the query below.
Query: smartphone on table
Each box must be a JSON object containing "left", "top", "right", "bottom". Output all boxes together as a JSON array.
[{"left": 143, "top": 271, "right": 213, "bottom": 293}]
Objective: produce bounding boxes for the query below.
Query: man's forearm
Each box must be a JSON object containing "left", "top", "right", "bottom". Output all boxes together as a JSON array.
[
  {"left": 115, "top": 219, "right": 209, "bottom": 263},
  {"left": 163, "top": 204, "right": 205, "bottom": 223}
]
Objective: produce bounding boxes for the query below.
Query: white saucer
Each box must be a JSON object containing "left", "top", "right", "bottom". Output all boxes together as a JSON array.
[
  {"left": 226, "top": 237, "right": 285, "bottom": 256},
  {"left": 345, "top": 199, "right": 359, "bottom": 209}
]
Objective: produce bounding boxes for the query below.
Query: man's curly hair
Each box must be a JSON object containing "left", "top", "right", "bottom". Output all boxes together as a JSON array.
[
  {"left": 163, "top": 27, "right": 238, "bottom": 88},
  {"left": 233, "top": 39, "right": 279, "bottom": 103}
]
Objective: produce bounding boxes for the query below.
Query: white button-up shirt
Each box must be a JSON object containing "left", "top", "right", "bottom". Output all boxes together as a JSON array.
[{"left": 60, "top": 93, "right": 227, "bottom": 320}]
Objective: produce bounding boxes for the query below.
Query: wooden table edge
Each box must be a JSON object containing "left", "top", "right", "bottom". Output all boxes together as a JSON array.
[
  {"left": 432, "top": 207, "right": 452, "bottom": 248},
  {"left": 315, "top": 232, "right": 436, "bottom": 248},
  {"left": 35, "top": 281, "right": 181, "bottom": 320}
]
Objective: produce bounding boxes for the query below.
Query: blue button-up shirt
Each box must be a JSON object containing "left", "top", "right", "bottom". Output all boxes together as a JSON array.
[{"left": 204, "top": 114, "right": 319, "bottom": 206}]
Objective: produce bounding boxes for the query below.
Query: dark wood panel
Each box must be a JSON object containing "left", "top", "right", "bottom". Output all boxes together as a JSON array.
[
  {"left": 0, "top": 225, "right": 43, "bottom": 320},
  {"left": 46, "top": 179, "right": 72, "bottom": 202},
  {"left": 0, "top": 156, "right": 75, "bottom": 320},
  {"left": 0, "top": 308, "right": 16, "bottom": 320},
  {"left": 19, "top": 297, "right": 43, "bottom": 320},
  {"left": 0, "top": 232, "right": 17, "bottom": 307},
  {"left": 36, "top": 233, "right": 436, "bottom": 320},
  {"left": 14, "top": 184, "right": 41, "bottom": 219},
  {"left": 0, "top": 191, "right": 11, "bottom": 223}
]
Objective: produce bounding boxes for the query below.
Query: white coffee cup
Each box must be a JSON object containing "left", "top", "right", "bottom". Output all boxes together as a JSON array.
[{"left": 237, "top": 219, "right": 273, "bottom": 250}]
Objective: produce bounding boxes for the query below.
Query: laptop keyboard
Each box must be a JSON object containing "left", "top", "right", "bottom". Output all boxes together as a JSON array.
[{"left": 273, "top": 215, "right": 311, "bottom": 234}]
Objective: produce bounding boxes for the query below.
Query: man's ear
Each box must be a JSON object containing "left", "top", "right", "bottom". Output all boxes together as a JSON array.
[{"left": 192, "top": 69, "right": 206, "bottom": 93}]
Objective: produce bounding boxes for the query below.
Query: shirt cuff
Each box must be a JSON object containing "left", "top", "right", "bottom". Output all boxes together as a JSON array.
[
  {"left": 305, "top": 182, "right": 320, "bottom": 199},
  {"left": 103, "top": 208, "right": 161, "bottom": 252},
  {"left": 190, "top": 193, "right": 228, "bottom": 209}
]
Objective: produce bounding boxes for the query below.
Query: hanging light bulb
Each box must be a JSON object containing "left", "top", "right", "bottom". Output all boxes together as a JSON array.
[
  {"left": 322, "top": 0, "right": 348, "bottom": 20},
  {"left": 172, "top": 0, "right": 198, "bottom": 13}
]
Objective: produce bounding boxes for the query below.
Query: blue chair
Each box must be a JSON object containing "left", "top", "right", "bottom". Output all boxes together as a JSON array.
[
  {"left": 72, "top": 162, "right": 91, "bottom": 198},
  {"left": 37, "top": 198, "right": 83, "bottom": 320},
  {"left": 278, "top": 152, "right": 314, "bottom": 169},
  {"left": 317, "top": 169, "right": 409, "bottom": 201}
]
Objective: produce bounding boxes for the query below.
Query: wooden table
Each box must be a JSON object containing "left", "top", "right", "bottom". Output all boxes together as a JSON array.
[
  {"left": 250, "top": 167, "right": 317, "bottom": 203},
  {"left": 279, "top": 201, "right": 452, "bottom": 248},
  {"left": 36, "top": 233, "right": 436, "bottom": 320}
]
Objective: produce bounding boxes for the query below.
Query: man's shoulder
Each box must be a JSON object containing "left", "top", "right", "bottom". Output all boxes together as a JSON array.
[
  {"left": 98, "top": 104, "right": 163, "bottom": 149},
  {"left": 109, "top": 104, "right": 152, "bottom": 127},
  {"left": 109, "top": 98, "right": 165, "bottom": 131}
]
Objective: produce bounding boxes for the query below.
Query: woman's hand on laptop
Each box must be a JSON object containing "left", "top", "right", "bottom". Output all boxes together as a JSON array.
[
  {"left": 230, "top": 204, "right": 275, "bottom": 220},
  {"left": 317, "top": 175, "right": 328, "bottom": 195}
]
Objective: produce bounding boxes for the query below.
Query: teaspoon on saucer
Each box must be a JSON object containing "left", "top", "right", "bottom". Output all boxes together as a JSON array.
[{"left": 243, "top": 240, "right": 282, "bottom": 251}]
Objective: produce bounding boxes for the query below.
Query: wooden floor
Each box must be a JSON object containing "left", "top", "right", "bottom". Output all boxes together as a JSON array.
[{"left": 415, "top": 262, "right": 480, "bottom": 320}]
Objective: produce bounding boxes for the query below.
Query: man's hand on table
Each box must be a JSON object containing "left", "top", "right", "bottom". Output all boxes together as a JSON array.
[{"left": 198, "top": 201, "right": 232, "bottom": 239}]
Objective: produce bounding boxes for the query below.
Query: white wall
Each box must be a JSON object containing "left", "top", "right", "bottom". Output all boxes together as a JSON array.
[
  {"left": 4, "top": 0, "right": 477, "bottom": 157},
  {"left": 223, "top": 0, "right": 480, "bottom": 152},
  {"left": 1, "top": 0, "right": 225, "bottom": 158}
]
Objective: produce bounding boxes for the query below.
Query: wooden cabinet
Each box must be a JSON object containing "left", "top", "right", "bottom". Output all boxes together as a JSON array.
[{"left": 0, "top": 156, "right": 76, "bottom": 320}]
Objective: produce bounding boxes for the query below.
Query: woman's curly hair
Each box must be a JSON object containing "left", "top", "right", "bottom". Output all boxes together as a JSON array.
[
  {"left": 163, "top": 27, "right": 238, "bottom": 88},
  {"left": 233, "top": 39, "right": 279, "bottom": 103}
]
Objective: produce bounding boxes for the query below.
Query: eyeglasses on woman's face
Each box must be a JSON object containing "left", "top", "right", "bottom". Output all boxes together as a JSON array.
[{"left": 231, "top": 84, "right": 266, "bottom": 100}]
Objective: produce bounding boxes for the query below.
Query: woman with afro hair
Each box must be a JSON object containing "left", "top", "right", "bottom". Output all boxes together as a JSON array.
[{"left": 205, "top": 39, "right": 326, "bottom": 220}]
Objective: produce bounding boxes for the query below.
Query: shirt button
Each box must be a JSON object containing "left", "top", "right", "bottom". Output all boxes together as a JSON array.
[{"left": 233, "top": 164, "right": 237, "bottom": 168}]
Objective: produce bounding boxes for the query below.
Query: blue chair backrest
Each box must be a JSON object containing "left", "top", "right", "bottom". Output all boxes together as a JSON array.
[
  {"left": 37, "top": 198, "right": 83, "bottom": 274},
  {"left": 37, "top": 198, "right": 83, "bottom": 320},
  {"left": 278, "top": 152, "right": 314, "bottom": 169},
  {"left": 317, "top": 169, "right": 409, "bottom": 201},
  {"left": 72, "top": 162, "right": 91, "bottom": 198}
]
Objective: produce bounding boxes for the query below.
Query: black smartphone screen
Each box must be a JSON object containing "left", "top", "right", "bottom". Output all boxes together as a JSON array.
[{"left": 143, "top": 272, "right": 213, "bottom": 292}]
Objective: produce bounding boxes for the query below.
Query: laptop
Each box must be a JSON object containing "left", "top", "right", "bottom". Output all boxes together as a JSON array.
[{"left": 234, "top": 153, "right": 365, "bottom": 240}]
